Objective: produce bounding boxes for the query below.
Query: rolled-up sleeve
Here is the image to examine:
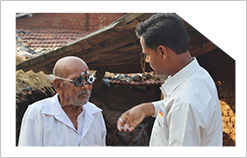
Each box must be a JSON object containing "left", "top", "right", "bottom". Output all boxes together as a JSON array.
[{"left": 151, "top": 100, "right": 164, "bottom": 117}]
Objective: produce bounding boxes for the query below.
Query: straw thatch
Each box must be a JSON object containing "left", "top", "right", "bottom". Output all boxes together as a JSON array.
[{"left": 16, "top": 69, "right": 55, "bottom": 95}]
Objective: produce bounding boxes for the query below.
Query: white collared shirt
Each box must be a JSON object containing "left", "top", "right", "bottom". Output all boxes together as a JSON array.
[
  {"left": 151, "top": 58, "right": 222, "bottom": 146},
  {"left": 18, "top": 94, "right": 106, "bottom": 146}
]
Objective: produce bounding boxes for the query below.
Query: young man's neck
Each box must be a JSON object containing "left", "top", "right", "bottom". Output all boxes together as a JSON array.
[{"left": 170, "top": 51, "right": 193, "bottom": 76}]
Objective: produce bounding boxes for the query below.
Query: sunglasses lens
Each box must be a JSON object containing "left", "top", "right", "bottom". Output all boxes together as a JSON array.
[
  {"left": 74, "top": 76, "right": 84, "bottom": 86},
  {"left": 87, "top": 75, "right": 95, "bottom": 84},
  {"left": 72, "top": 71, "right": 96, "bottom": 86}
]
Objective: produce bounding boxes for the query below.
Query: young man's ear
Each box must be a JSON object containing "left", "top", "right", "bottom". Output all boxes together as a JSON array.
[{"left": 157, "top": 45, "right": 167, "bottom": 57}]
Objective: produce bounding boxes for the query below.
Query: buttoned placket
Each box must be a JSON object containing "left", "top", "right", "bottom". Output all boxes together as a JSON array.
[
  {"left": 76, "top": 111, "right": 84, "bottom": 139},
  {"left": 79, "top": 107, "right": 94, "bottom": 143}
]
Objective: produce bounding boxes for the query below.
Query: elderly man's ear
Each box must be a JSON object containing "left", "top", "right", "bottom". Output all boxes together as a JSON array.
[{"left": 53, "top": 79, "right": 63, "bottom": 93}]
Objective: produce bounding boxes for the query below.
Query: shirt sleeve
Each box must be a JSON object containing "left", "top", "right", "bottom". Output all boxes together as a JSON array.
[
  {"left": 18, "top": 105, "right": 43, "bottom": 146},
  {"left": 100, "top": 113, "right": 107, "bottom": 146},
  {"left": 166, "top": 102, "right": 203, "bottom": 146},
  {"left": 151, "top": 100, "right": 164, "bottom": 117}
]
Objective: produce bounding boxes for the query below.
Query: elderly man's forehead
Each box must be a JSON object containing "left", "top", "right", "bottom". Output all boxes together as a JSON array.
[
  {"left": 58, "top": 56, "right": 85, "bottom": 64},
  {"left": 57, "top": 57, "right": 86, "bottom": 66},
  {"left": 54, "top": 56, "right": 88, "bottom": 75}
]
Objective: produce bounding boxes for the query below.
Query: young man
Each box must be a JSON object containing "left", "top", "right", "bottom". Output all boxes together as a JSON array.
[
  {"left": 18, "top": 56, "right": 106, "bottom": 146},
  {"left": 117, "top": 13, "right": 222, "bottom": 146}
]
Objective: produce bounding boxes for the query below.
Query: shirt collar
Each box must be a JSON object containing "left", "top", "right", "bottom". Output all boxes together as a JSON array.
[
  {"left": 82, "top": 102, "right": 102, "bottom": 118},
  {"left": 41, "top": 94, "right": 61, "bottom": 116},
  {"left": 160, "top": 57, "right": 200, "bottom": 97},
  {"left": 41, "top": 94, "right": 102, "bottom": 117},
  {"left": 41, "top": 94, "right": 102, "bottom": 131},
  {"left": 41, "top": 94, "right": 74, "bottom": 129}
]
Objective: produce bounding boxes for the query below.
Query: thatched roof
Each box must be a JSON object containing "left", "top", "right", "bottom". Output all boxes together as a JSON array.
[
  {"left": 16, "top": 13, "right": 218, "bottom": 74},
  {"left": 16, "top": 69, "right": 55, "bottom": 95},
  {"left": 16, "top": 54, "right": 55, "bottom": 96}
]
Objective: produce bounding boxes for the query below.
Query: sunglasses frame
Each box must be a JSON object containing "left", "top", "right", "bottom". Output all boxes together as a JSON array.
[{"left": 54, "top": 71, "right": 96, "bottom": 86}]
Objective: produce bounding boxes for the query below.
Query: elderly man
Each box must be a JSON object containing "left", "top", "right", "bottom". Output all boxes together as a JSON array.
[
  {"left": 18, "top": 56, "right": 106, "bottom": 146},
  {"left": 117, "top": 13, "right": 222, "bottom": 146}
]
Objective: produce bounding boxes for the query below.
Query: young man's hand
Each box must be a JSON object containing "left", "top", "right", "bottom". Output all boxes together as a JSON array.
[{"left": 117, "top": 103, "right": 155, "bottom": 132}]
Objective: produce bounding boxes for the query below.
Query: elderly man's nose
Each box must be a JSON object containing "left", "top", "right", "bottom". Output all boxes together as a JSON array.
[{"left": 79, "top": 82, "right": 90, "bottom": 89}]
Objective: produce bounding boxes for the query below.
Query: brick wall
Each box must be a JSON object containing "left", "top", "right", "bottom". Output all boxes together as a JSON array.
[{"left": 16, "top": 13, "right": 126, "bottom": 32}]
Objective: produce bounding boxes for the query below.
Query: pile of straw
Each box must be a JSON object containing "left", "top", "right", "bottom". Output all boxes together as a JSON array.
[
  {"left": 16, "top": 51, "right": 55, "bottom": 95},
  {"left": 16, "top": 69, "right": 55, "bottom": 95}
]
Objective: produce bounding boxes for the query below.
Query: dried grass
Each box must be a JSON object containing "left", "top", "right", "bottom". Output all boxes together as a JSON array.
[
  {"left": 16, "top": 69, "right": 55, "bottom": 95},
  {"left": 16, "top": 53, "right": 55, "bottom": 95}
]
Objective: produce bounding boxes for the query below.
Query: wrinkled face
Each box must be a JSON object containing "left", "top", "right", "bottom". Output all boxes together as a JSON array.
[
  {"left": 140, "top": 36, "right": 165, "bottom": 75},
  {"left": 60, "top": 70, "right": 93, "bottom": 107},
  {"left": 57, "top": 65, "right": 93, "bottom": 106}
]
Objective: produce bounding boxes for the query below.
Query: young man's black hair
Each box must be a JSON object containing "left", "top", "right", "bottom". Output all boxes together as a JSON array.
[{"left": 135, "top": 13, "right": 190, "bottom": 55}]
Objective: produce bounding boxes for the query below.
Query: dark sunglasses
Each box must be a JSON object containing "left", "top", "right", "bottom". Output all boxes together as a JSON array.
[{"left": 54, "top": 71, "right": 96, "bottom": 86}]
